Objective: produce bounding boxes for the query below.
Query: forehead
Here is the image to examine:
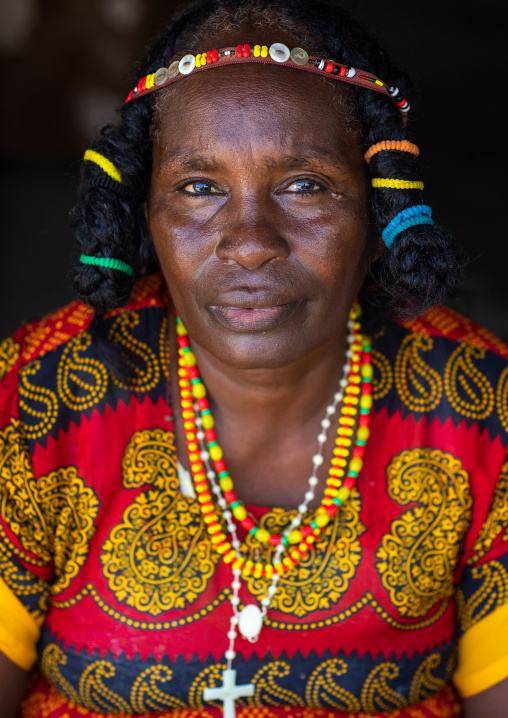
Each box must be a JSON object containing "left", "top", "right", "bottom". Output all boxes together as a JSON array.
[{"left": 152, "top": 64, "right": 360, "bottom": 166}]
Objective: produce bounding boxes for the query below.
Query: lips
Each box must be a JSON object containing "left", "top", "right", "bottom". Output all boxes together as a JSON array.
[{"left": 211, "top": 302, "right": 300, "bottom": 331}]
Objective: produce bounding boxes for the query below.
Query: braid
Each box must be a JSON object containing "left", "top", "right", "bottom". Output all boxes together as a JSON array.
[{"left": 72, "top": 0, "right": 462, "bottom": 323}]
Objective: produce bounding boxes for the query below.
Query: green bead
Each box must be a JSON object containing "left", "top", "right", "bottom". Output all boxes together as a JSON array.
[
  {"left": 310, "top": 521, "right": 318, "bottom": 530},
  {"left": 281, "top": 536, "right": 289, "bottom": 546},
  {"left": 201, "top": 409, "right": 211, "bottom": 416},
  {"left": 230, "top": 500, "right": 240, "bottom": 509},
  {"left": 207, "top": 441, "right": 218, "bottom": 448},
  {"left": 348, "top": 470, "right": 359, "bottom": 478},
  {"left": 249, "top": 527, "right": 258, "bottom": 535},
  {"left": 333, "top": 497, "right": 342, "bottom": 506},
  {"left": 218, "top": 471, "right": 229, "bottom": 478},
  {"left": 190, "top": 378, "right": 200, "bottom": 385},
  {"left": 357, "top": 440, "right": 366, "bottom": 446}
]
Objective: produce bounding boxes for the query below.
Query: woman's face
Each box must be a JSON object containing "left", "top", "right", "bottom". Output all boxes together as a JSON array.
[{"left": 148, "top": 62, "right": 381, "bottom": 370}]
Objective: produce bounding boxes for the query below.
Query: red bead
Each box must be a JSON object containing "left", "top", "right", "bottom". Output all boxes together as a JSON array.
[
  {"left": 243, "top": 44, "right": 251, "bottom": 58},
  {"left": 205, "top": 429, "right": 216, "bottom": 442},
  {"left": 178, "top": 335, "right": 190, "bottom": 348},
  {"left": 326, "top": 504, "right": 338, "bottom": 516},
  {"left": 206, "top": 50, "right": 212, "bottom": 64},
  {"left": 362, "top": 385, "right": 372, "bottom": 396},
  {"left": 339, "top": 65, "right": 347, "bottom": 77},
  {"left": 359, "top": 415, "right": 370, "bottom": 427},
  {"left": 212, "top": 48, "right": 219, "bottom": 62},
  {"left": 325, "top": 62, "right": 334, "bottom": 73},
  {"left": 300, "top": 525, "right": 313, "bottom": 537},
  {"left": 353, "top": 446, "right": 364, "bottom": 458},
  {"left": 137, "top": 76, "right": 147, "bottom": 92},
  {"left": 396, "top": 97, "right": 407, "bottom": 107},
  {"left": 343, "top": 476, "right": 355, "bottom": 489},
  {"left": 214, "top": 459, "right": 226, "bottom": 473},
  {"left": 187, "top": 366, "right": 199, "bottom": 379},
  {"left": 197, "top": 397, "right": 209, "bottom": 410},
  {"left": 236, "top": 44, "right": 243, "bottom": 58},
  {"left": 242, "top": 517, "right": 255, "bottom": 530},
  {"left": 363, "top": 353, "right": 372, "bottom": 363},
  {"left": 126, "top": 90, "right": 134, "bottom": 102},
  {"left": 223, "top": 490, "right": 237, "bottom": 503},
  {"left": 269, "top": 535, "right": 281, "bottom": 545},
  {"left": 290, "top": 556, "right": 299, "bottom": 565}
]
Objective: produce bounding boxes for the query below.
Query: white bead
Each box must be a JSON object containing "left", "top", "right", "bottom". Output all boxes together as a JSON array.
[
  {"left": 223, "top": 510, "right": 231, "bottom": 520},
  {"left": 179, "top": 54, "right": 196, "bottom": 74},
  {"left": 232, "top": 539, "right": 241, "bottom": 550},
  {"left": 269, "top": 43, "right": 290, "bottom": 62},
  {"left": 326, "top": 405, "right": 335, "bottom": 416},
  {"left": 334, "top": 392, "right": 343, "bottom": 402},
  {"left": 230, "top": 596, "right": 240, "bottom": 606},
  {"left": 227, "top": 629, "right": 237, "bottom": 639},
  {"left": 290, "top": 516, "right": 301, "bottom": 527},
  {"left": 230, "top": 614, "right": 239, "bottom": 625},
  {"left": 225, "top": 649, "right": 236, "bottom": 661},
  {"left": 195, "top": 416, "right": 202, "bottom": 426},
  {"left": 298, "top": 503, "right": 307, "bottom": 514},
  {"left": 207, "top": 470, "right": 215, "bottom": 479},
  {"left": 197, "top": 431, "right": 205, "bottom": 440},
  {"left": 312, "top": 454, "right": 324, "bottom": 466},
  {"left": 200, "top": 450, "right": 210, "bottom": 460},
  {"left": 238, "top": 604, "right": 263, "bottom": 640},
  {"left": 340, "top": 377, "right": 348, "bottom": 388},
  {"left": 317, "top": 433, "right": 327, "bottom": 444},
  {"left": 261, "top": 596, "right": 270, "bottom": 607},
  {"left": 212, "top": 485, "right": 221, "bottom": 495},
  {"left": 309, "top": 476, "right": 318, "bottom": 487},
  {"left": 268, "top": 584, "right": 278, "bottom": 596},
  {"left": 348, "top": 319, "right": 355, "bottom": 329},
  {"left": 232, "top": 580, "right": 241, "bottom": 590},
  {"left": 344, "top": 363, "right": 351, "bottom": 373},
  {"left": 305, "top": 491, "right": 314, "bottom": 502},
  {"left": 321, "top": 418, "right": 331, "bottom": 429},
  {"left": 346, "top": 348, "right": 353, "bottom": 358}
]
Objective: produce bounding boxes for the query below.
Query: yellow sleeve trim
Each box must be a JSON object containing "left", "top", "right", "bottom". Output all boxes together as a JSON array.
[
  {"left": 0, "top": 575, "right": 41, "bottom": 671},
  {"left": 453, "top": 599, "right": 508, "bottom": 697}
]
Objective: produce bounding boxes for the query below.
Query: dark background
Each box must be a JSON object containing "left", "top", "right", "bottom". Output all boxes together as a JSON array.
[{"left": 0, "top": 0, "right": 506, "bottom": 341}]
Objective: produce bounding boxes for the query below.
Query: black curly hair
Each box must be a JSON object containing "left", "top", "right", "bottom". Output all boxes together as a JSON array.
[{"left": 72, "top": 0, "right": 462, "bottom": 325}]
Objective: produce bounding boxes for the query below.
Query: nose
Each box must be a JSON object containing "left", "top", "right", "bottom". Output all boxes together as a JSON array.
[{"left": 215, "top": 198, "right": 290, "bottom": 270}]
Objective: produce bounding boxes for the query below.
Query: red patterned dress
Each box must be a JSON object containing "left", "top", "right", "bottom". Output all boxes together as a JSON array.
[{"left": 2, "top": 274, "right": 508, "bottom": 718}]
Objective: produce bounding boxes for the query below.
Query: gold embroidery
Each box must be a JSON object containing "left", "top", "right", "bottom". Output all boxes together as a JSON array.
[
  {"left": 56, "top": 332, "right": 108, "bottom": 411},
  {"left": 78, "top": 661, "right": 130, "bottom": 712},
  {"left": 0, "top": 337, "right": 19, "bottom": 381},
  {"left": 456, "top": 560, "right": 508, "bottom": 633},
  {"left": 444, "top": 343, "right": 494, "bottom": 420},
  {"left": 188, "top": 663, "right": 227, "bottom": 708},
  {"left": 304, "top": 658, "right": 360, "bottom": 711},
  {"left": 409, "top": 654, "right": 445, "bottom": 704},
  {"left": 19, "top": 360, "right": 58, "bottom": 439},
  {"left": 372, "top": 349, "right": 393, "bottom": 401},
  {"left": 395, "top": 333, "right": 442, "bottom": 412},
  {"left": 468, "top": 462, "right": 508, "bottom": 563},
  {"left": 0, "top": 421, "right": 99, "bottom": 592},
  {"left": 243, "top": 491, "right": 364, "bottom": 618},
  {"left": 247, "top": 662, "right": 300, "bottom": 706},
  {"left": 130, "top": 666, "right": 186, "bottom": 712},
  {"left": 376, "top": 448, "right": 472, "bottom": 617},
  {"left": 100, "top": 429, "right": 219, "bottom": 615},
  {"left": 41, "top": 644, "right": 80, "bottom": 704},
  {"left": 0, "top": 540, "right": 49, "bottom": 618},
  {"left": 108, "top": 312, "right": 160, "bottom": 392},
  {"left": 496, "top": 365, "right": 508, "bottom": 434},
  {"left": 360, "top": 663, "right": 406, "bottom": 713}
]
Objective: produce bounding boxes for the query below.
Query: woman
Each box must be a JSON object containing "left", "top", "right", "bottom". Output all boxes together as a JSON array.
[{"left": 1, "top": 0, "right": 507, "bottom": 716}]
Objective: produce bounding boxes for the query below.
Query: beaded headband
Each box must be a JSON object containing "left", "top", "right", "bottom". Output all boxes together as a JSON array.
[{"left": 125, "top": 42, "right": 409, "bottom": 122}]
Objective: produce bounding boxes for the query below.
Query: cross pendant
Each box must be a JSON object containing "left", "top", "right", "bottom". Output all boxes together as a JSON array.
[{"left": 203, "top": 669, "right": 254, "bottom": 718}]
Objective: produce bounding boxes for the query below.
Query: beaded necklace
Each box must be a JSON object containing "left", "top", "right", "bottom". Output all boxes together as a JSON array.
[{"left": 175, "top": 305, "right": 372, "bottom": 717}]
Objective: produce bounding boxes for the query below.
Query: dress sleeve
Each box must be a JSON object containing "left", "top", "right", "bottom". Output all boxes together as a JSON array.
[
  {"left": 453, "top": 457, "right": 508, "bottom": 697},
  {"left": 0, "top": 335, "right": 52, "bottom": 671}
]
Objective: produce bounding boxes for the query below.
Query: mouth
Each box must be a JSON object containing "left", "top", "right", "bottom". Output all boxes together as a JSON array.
[{"left": 210, "top": 301, "right": 300, "bottom": 331}]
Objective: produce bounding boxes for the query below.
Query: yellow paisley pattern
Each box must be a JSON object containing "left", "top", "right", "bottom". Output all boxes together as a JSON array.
[
  {"left": 18, "top": 360, "right": 59, "bottom": 439},
  {"left": 305, "top": 658, "right": 360, "bottom": 711},
  {"left": 372, "top": 349, "right": 393, "bottom": 401},
  {"left": 361, "top": 663, "right": 407, "bottom": 713},
  {"left": 395, "top": 333, "right": 442, "bottom": 412},
  {"left": 187, "top": 663, "right": 227, "bottom": 709},
  {"left": 243, "top": 490, "right": 364, "bottom": 617},
  {"left": 444, "top": 343, "right": 494, "bottom": 420},
  {"left": 496, "top": 365, "right": 508, "bottom": 433},
  {"left": 108, "top": 312, "right": 160, "bottom": 392},
  {"left": 456, "top": 560, "right": 508, "bottom": 633},
  {"left": 0, "top": 419, "right": 100, "bottom": 594},
  {"left": 408, "top": 654, "right": 446, "bottom": 704},
  {"left": 131, "top": 667, "right": 186, "bottom": 712},
  {"left": 56, "top": 332, "right": 109, "bottom": 411},
  {"left": 376, "top": 448, "right": 472, "bottom": 617},
  {"left": 100, "top": 429, "right": 219, "bottom": 615},
  {"left": 0, "top": 337, "right": 20, "bottom": 380},
  {"left": 468, "top": 462, "right": 508, "bottom": 563},
  {"left": 248, "top": 662, "right": 300, "bottom": 706}
]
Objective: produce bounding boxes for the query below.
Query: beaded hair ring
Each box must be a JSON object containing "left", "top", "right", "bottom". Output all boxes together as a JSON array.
[{"left": 125, "top": 42, "right": 410, "bottom": 122}]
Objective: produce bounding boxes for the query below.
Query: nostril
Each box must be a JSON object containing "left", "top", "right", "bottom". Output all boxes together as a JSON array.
[{"left": 215, "top": 233, "right": 290, "bottom": 269}]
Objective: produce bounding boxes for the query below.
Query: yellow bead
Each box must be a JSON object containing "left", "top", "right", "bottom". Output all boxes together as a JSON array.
[
  {"left": 264, "top": 564, "right": 273, "bottom": 579},
  {"left": 187, "top": 442, "right": 198, "bottom": 451},
  {"left": 176, "top": 322, "right": 187, "bottom": 335},
  {"left": 283, "top": 557, "right": 294, "bottom": 569},
  {"left": 361, "top": 364, "right": 373, "bottom": 379},
  {"left": 324, "top": 488, "right": 339, "bottom": 497},
  {"left": 232, "top": 557, "right": 245, "bottom": 570},
  {"left": 242, "top": 560, "right": 254, "bottom": 576},
  {"left": 350, "top": 457, "right": 363, "bottom": 473},
  {"left": 201, "top": 414, "right": 214, "bottom": 429},
  {"left": 185, "top": 351, "right": 197, "bottom": 367},
  {"left": 211, "top": 533, "right": 226, "bottom": 544},
  {"left": 216, "top": 542, "right": 230, "bottom": 554},
  {"left": 219, "top": 476, "right": 233, "bottom": 492},
  {"left": 232, "top": 504, "right": 247, "bottom": 521},
  {"left": 328, "top": 478, "right": 342, "bottom": 487},
  {"left": 195, "top": 55, "right": 201, "bottom": 68},
  {"left": 207, "top": 523, "right": 221, "bottom": 534},
  {"left": 196, "top": 484, "right": 208, "bottom": 494},
  {"left": 315, "top": 513, "right": 330, "bottom": 528},
  {"left": 357, "top": 426, "right": 370, "bottom": 442},
  {"left": 350, "top": 374, "right": 361, "bottom": 384},
  {"left": 209, "top": 445, "right": 223, "bottom": 461},
  {"left": 261, "top": 45, "right": 268, "bottom": 57},
  {"left": 336, "top": 487, "right": 351, "bottom": 503},
  {"left": 189, "top": 452, "right": 200, "bottom": 463},
  {"left": 192, "top": 383, "right": 206, "bottom": 399},
  {"left": 274, "top": 561, "right": 284, "bottom": 574},
  {"left": 204, "top": 514, "right": 216, "bottom": 524},
  {"left": 288, "top": 530, "right": 302, "bottom": 544},
  {"left": 306, "top": 534, "right": 316, "bottom": 544},
  {"left": 334, "top": 447, "right": 349, "bottom": 457},
  {"left": 255, "top": 528, "right": 270, "bottom": 543},
  {"left": 290, "top": 549, "right": 300, "bottom": 560},
  {"left": 253, "top": 44, "right": 261, "bottom": 56},
  {"left": 360, "top": 394, "right": 373, "bottom": 410},
  {"left": 183, "top": 421, "right": 195, "bottom": 431},
  {"left": 298, "top": 542, "right": 308, "bottom": 553},
  {"left": 223, "top": 550, "right": 237, "bottom": 563},
  {"left": 254, "top": 562, "right": 263, "bottom": 578}
]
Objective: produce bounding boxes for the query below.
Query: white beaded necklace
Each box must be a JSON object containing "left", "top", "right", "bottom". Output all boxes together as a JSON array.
[{"left": 191, "top": 316, "right": 357, "bottom": 717}]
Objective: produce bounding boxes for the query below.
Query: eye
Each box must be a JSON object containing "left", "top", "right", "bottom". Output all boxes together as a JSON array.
[
  {"left": 181, "top": 181, "right": 221, "bottom": 195},
  {"left": 285, "top": 179, "right": 324, "bottom": 194}
]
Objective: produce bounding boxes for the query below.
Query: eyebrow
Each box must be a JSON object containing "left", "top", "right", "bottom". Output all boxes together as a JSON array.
[{"left": 161, "top": 148, "right": 349, "bottom": 172}]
